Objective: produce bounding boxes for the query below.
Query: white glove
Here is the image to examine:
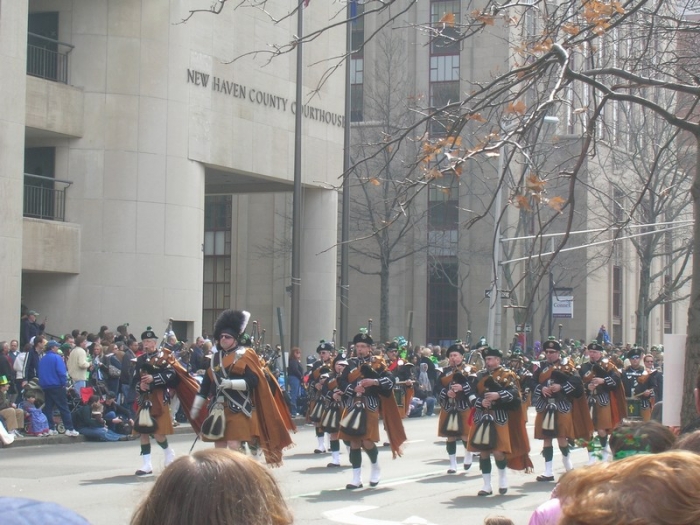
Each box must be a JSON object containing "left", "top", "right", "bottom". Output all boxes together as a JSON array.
[
  {"left": 191, "top": 396, "right": 205, "bottom": 419},
  {"left": 220, "top": 378, "right": 247, "bottom": 391}
]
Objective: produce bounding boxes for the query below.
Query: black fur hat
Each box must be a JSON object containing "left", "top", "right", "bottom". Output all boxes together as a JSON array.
[
  {"left": 317, "top": 340, "right": 334, "bottom": 353},
  {"left": 213, "top": 310, "right": 250, "bottom": 341}
]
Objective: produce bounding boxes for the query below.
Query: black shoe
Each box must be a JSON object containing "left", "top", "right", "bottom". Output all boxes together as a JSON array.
[
  {"left": 447, "top": 469, "right": 456, "bottom": 474},
  {"left": 135, "top": 469, "right": 153, "bottom": 476},
  {"left": 314, "top": 449, "right": 326, "bottom": 454},
  {"left": 346, "top": 483, "right": 363, "bottom": 490},
  {"left": 383, "top": 442, "right": 390, "bottom": 447},
  {"left": 463, "top": 463, "right": 472, "bottom": 471},
  {"left": 499, "top": 487, "right": 508, "bottom": 495},
  {"left": 536, "top": 475, "right": 555, "bottom": 482},
  {"left": 477, "top": 490, "right": 492, "bottom": 496},
  {"left": 369, "top": 480, "right": 379, "bottom": 487},
  {"left": 327, "top": 462, "right": 341, "bottom": 468}
]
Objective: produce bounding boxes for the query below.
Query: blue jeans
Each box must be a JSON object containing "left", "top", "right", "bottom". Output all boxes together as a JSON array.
[
  {"left": 42, "top": 387, "right": 75, "bottom": 431},
  {"left": 424, "top": 396, "right": 436, "bottom": 416},
  {"left": 72, "top": 380, "right": 86, "bottom": 397},
  {"left": 77, "top": 426, "right": 123, "bottom": 442},
  {"left": 288, "top": 375, "right": 301, "bottom": 414}
]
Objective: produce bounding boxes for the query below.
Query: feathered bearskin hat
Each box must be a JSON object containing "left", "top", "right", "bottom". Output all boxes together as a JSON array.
[
  {"left": 317, "top": 340, "right": 334, "bottom": 354},
  {"left": 213, "top": 310, "right": 250, "bottom": 341},
  {"left": 447, "top": 341, "right": 466, "bottom": 355}
]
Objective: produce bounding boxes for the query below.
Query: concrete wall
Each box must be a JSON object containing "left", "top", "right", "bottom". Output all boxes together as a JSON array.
[{"left": 0, "top": 1, "right": 28, "bottom": 340}]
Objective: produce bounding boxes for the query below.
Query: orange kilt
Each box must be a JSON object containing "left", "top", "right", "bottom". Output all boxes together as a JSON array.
[
  {"left": 591, "top": 403, "right": 613, "bottom": 430},
  {"left": 534, "top": 409, "right": 574, "bottom": 440},
  {"left": 338, "top": 408, "right": 380, "bottom": 442},
  {"left": 201, "top": 407, "right": 261, "bottom": 443},
  {"left": 467, "top": 418, "right": 512, "bottom": 454},
  {"left": 133, "top": 389, "right": 174, "bottom": 436},
  {"left": 437, "top": 409, "right": 471, "bottom": 440}
]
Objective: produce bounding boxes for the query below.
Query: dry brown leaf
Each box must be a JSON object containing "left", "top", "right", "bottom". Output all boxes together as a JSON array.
[
  {"left": 440, "top": 12, "right": 455, "bottom": 27},
  {"left": 512, "top": 194, "right": 532, "bottom": 211},
  {"left": 369, "top": 178, "right": 381, "bottom": 186},
  {"left": 548, "top": 196, "right": 566, "bottom": 212},
  {"left": 526, "top": 174, "right": 547, "bottom": 193},
  {"left": 506, "top": 100, "right": 527, "bottom": 115}
]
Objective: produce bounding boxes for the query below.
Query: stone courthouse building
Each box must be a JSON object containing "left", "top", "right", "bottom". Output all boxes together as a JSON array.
[{"left": 0, "top": 0, "right": 343, "bottom": 352}]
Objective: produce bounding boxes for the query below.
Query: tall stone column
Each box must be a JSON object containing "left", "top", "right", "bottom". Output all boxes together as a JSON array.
[
  {"left": 0, "top": 1, "right": 28, "bottom": 340},
  {"left": 300, "top": 188, "right": 338, "bottom": 353}
]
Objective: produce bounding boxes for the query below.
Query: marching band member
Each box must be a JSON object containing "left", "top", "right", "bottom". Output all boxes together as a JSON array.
[
  {"left": 320, "top": 353, "right": 349, "bottom": 468},
  {"left": 531, "top": 339, "right": 592, "bottom": 482},
  {"left": 468, "top": 347, "right": 529, "bottom": 496},
  {"left": 622, "top": 348, "right": 656, "bottom": 422},
  {"left": 190, "top": 310, "right": 292, "bottom": 467},
  {"left": 437, "top": 342, "right": 475, "bottom": 473},
  {"left": 338, "top": 332, "right": 406, "bottom": 490},
  {"left": 579, "top": 341, "right": 627, "bottom": 463},
  {"left": 131, "top": 327, "right": 178, "bottom": 476},
  {"left": 307, "top": 341, "right": 334, "bottom": 454}
]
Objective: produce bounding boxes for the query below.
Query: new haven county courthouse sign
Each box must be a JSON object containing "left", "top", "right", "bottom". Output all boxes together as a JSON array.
[{"left": 187, "top": 69, "right": 345, "bottom": 128}]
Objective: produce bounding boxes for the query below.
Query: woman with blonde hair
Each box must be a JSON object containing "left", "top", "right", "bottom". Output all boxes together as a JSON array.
[
  {"left": 557, "top": 451, "right": 700, "bottom": 525},
  {"left": 130, "top": 448, "right": 293, "bottom": 525}
]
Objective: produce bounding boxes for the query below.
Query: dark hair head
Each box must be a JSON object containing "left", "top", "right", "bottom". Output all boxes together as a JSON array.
[{"left": 609, "top": 420, "right": 676, "bottom": 460}]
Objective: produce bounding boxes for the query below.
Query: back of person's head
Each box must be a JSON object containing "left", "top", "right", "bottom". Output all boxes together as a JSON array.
[
  {"left": 673, "top": 429, "right": 700, "bottom": 455},
  {"left": 484, "top": 517, "right": 515, "bottom": 525},
  {"left": 130, "top": 449, "right": 293, "bottom": 525},
  {"left": 557, "top": 450, "right": 700, "bottom": 525},
  {"left": 609, "top": 420, "right": 676, "bottom": 460}
]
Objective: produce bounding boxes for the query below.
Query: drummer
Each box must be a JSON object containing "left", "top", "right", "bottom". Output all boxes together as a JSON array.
[{"left": 621, "top": 348, "right": 655, "bottom": 421}]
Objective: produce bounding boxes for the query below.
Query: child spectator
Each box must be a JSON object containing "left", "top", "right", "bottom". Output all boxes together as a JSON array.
[
  {"left": 0, "top": 375, "right": 25, "bottom": 437},
  {"left": 20, "top": 394, "right": 49, "bottom": 437}
]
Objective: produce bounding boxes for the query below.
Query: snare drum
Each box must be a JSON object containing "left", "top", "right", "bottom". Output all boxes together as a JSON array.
[{"left": 626, "top": 398, "right": 642, "bottom": 419}]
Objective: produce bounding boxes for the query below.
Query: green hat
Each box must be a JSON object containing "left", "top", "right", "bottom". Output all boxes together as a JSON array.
[{"left": 0, "top": 375, "right": 9, "bottom": 386}]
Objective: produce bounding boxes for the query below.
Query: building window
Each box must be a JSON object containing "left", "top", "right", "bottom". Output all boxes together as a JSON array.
[
  {"left": 350, "top": 2, "right": 365, "bottom": 122},
  {"left": 350, "top": 58, "right": 364, "bottom": 122},
  {"left": 663, "top": 274, "right": 673, "bottom": 334},
  {"left": 427, "top": 259, "right": 458, "bottom": 344},
  {"left": 428, "top": 172, "right": 458, "bottom": 230},
  {"left": 612, "top": 265, "right": 622, "bottom": 320},
  {"left": 203, "top": 196, "right": 232, "bottom": 333},
  {"left": 429, "top": 0, "right": 460, "bottom": 137}
]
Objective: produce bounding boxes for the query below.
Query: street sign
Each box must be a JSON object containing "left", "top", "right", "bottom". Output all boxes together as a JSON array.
[{"left": 515, "top": 323, "right": 532, "bottom": 333}]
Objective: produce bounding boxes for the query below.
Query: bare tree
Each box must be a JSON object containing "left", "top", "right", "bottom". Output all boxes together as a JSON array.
[{"left": 191, "top": 0, "right": 700, "bottom": 424}]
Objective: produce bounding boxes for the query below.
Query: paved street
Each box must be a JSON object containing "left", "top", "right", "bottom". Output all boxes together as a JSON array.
[{"left": 0, "top": 411, "right": 590, "bottom": 524}]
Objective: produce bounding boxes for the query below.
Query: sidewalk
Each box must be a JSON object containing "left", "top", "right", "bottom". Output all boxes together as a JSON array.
[{"left": 5, "top": 415, "right": 308, "bottom": 448}]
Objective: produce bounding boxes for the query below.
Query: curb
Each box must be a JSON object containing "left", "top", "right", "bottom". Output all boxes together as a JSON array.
[
  {"left": 5, "top": 416, "right": 308, "bottom": 449},
  {"left": 5, "top": 424, "right": 196, "bottom": 449}
]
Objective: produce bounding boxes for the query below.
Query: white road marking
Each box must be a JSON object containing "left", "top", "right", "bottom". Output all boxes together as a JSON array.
[{"left": 323, "top": 505, "right": 441, "bottom": 525}]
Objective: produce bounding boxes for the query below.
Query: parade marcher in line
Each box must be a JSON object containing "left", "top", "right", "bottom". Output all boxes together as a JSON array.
[
  {"left": 468, "top": 347, "right": 530, "bottom": 496},
  {"left": 131, "top": 328, "right": 178, "bottom": 476},
  {"left": 321, "top": 353, "right": 349, "bottom": 468},
  {"left": 509, "top": 348, "right": 535, "bottom": 422},
  {"left": 385, "top": 341, "right": 414, "bottom": 417},
  {"left": 579, "top": 341, "right": 626, "bottom": 462},
  {"left": 531, "top": 339, "right": 592, "bottom": 482},
  {"left": 190, "top": 310, "right": 292, "bottom": 466},
  {"left": 307, "top": 341, "right": 334, "bottom": 454},
  {"left": 437, "top": 342, "right": 476, "bottom": 473},
  {"left": 338, "top": 332, "right": 406, "bottom": 489},
  {"left": 621, "top": 348, "right": 656, "bottom": 422}
]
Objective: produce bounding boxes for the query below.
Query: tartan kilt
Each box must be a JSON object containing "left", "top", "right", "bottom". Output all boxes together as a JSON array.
[
  {"left": 534, "top": 409, "right": 574, "bottom": 440},
  {"left": 338, "top": 407, "right": 380, "bottom": 442}
]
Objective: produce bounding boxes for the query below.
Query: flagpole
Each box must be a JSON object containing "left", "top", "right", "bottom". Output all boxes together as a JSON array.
[{"left": 290, "top": 1, "right": 304, "bottom": 349}]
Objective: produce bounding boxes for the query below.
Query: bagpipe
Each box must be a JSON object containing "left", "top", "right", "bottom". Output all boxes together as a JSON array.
[
  {"left": 308, "top": 366, "right": 332, "bottom": 423},
  {"left": 633, "top": 368, "right": 658, "bottom": 395},
  {"left": 440, "top": 362, "right": 477, "bottom": 388},
  {"left": 476, "top": 369, "right": 521, "bottom": 411}
]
